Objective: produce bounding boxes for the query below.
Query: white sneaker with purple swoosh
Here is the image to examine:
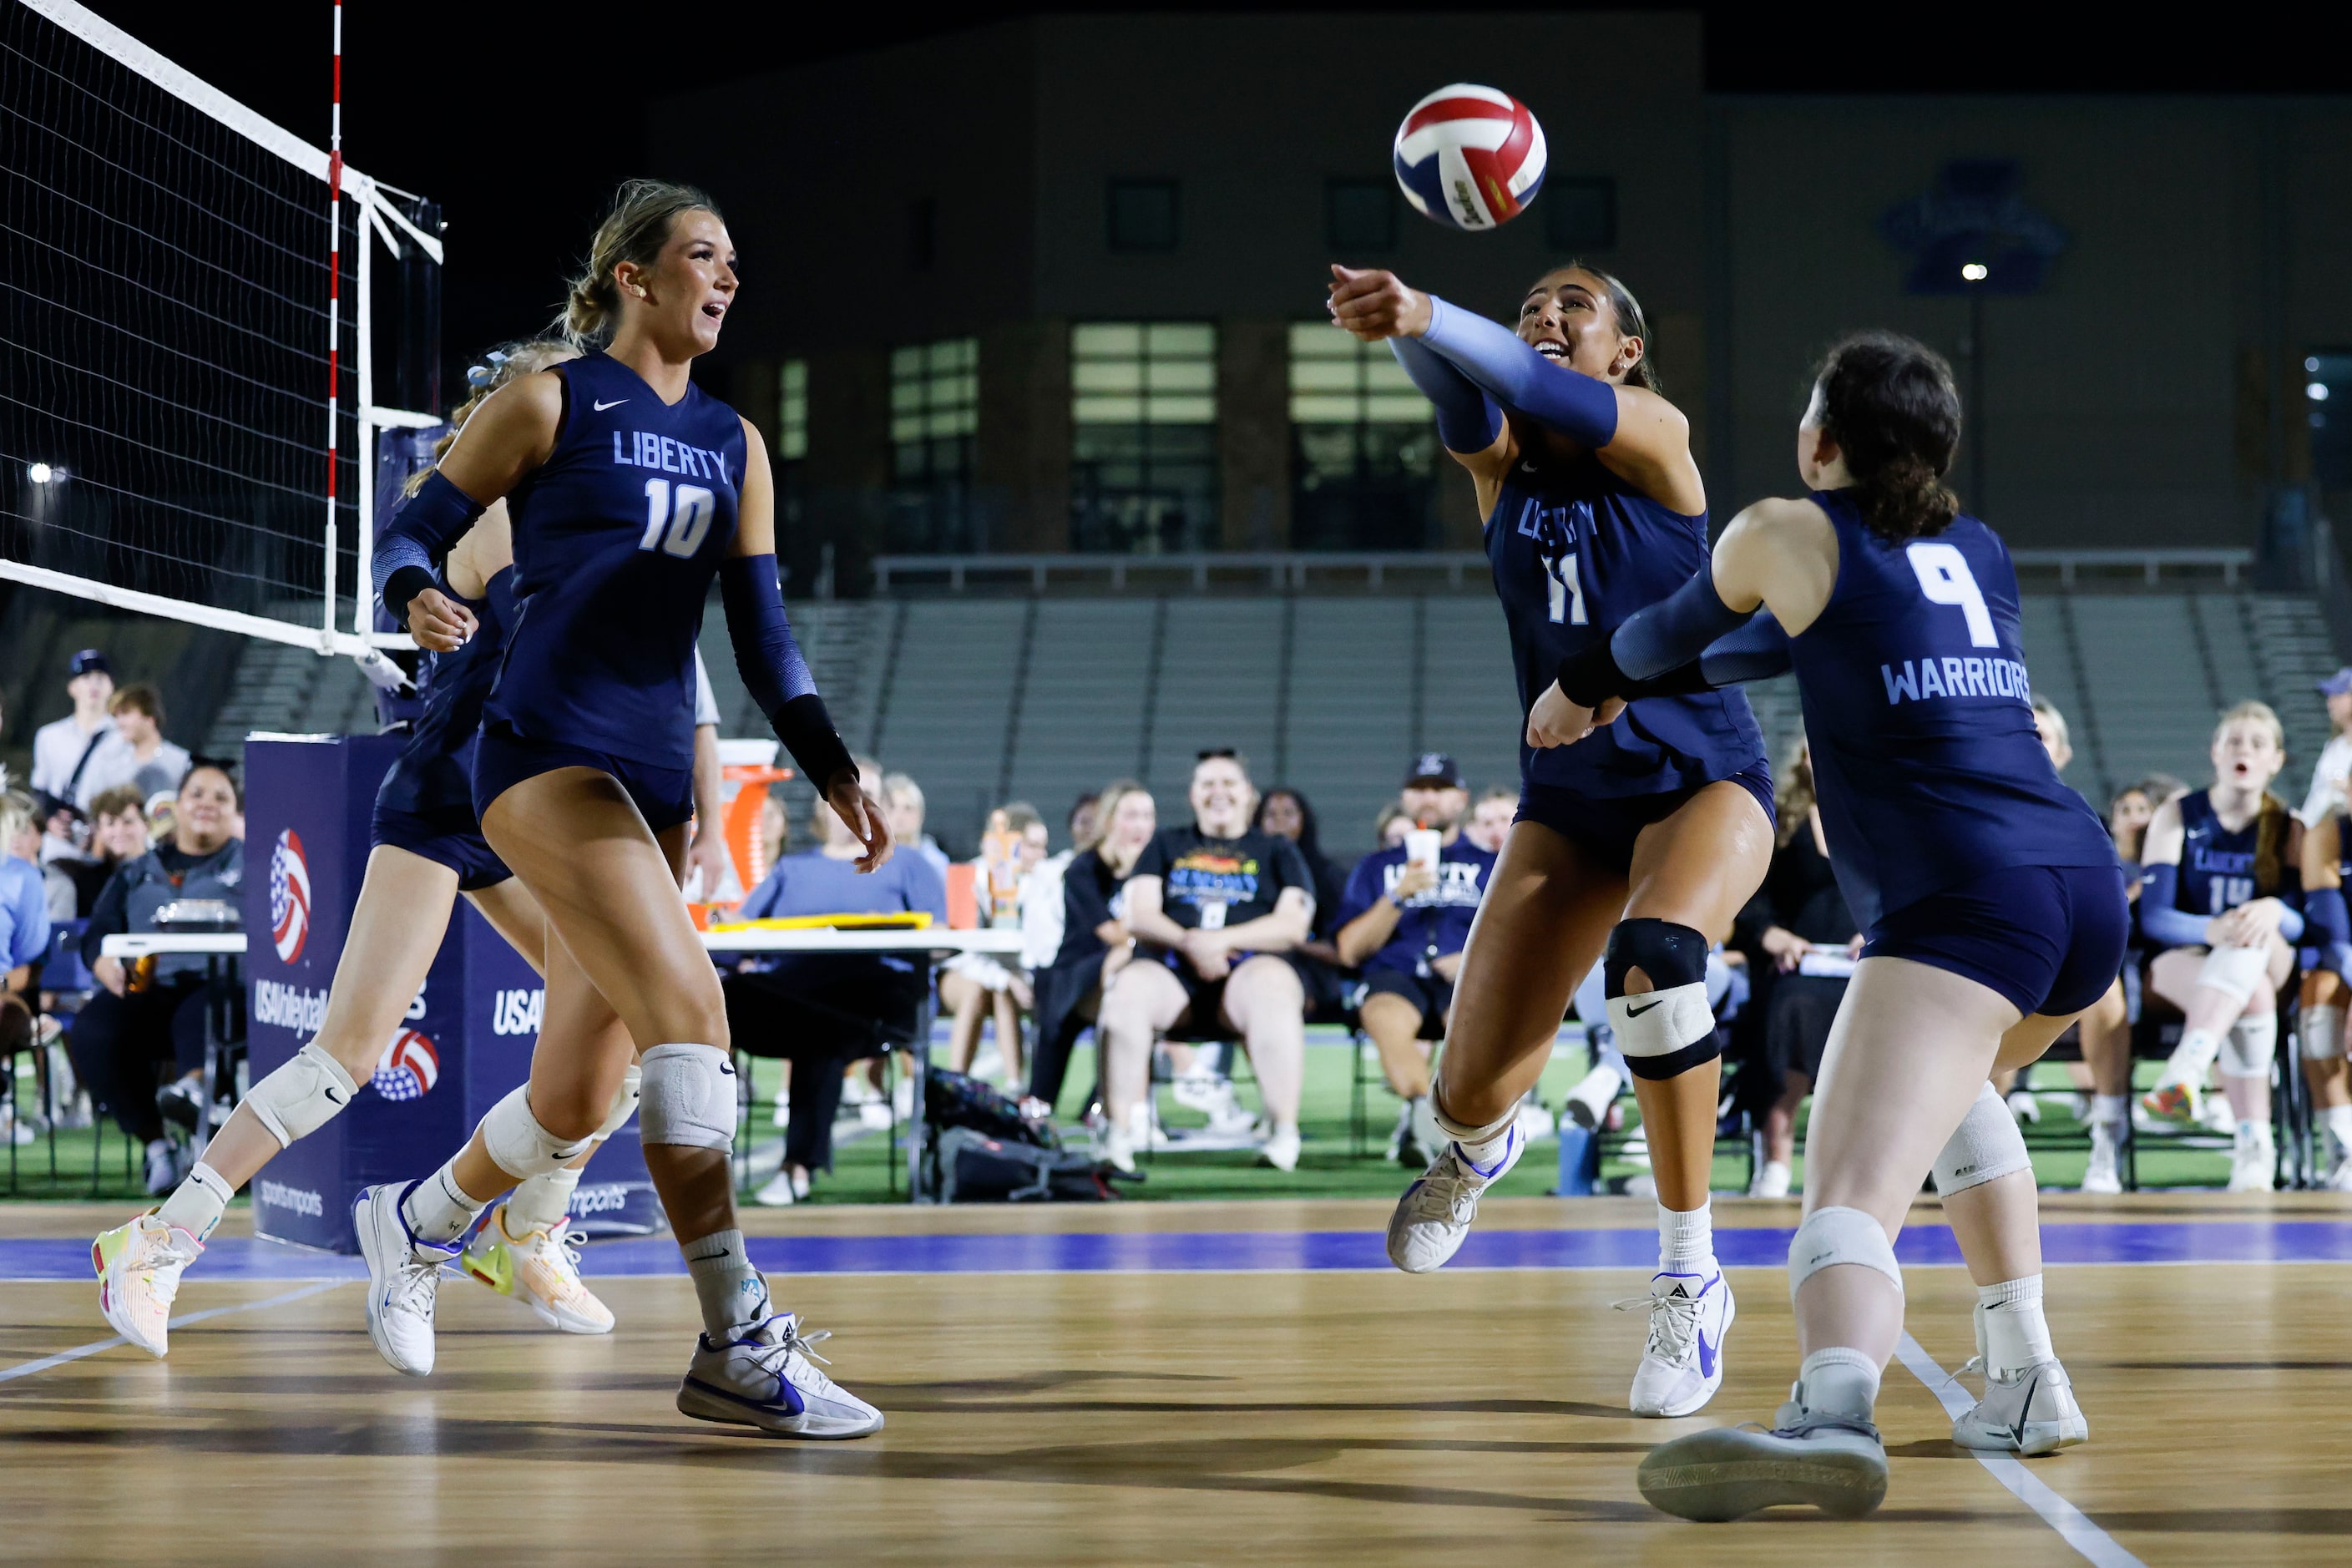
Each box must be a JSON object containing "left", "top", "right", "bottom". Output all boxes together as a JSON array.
[
  {"left": 1621, "top": 1268, "right": 1735, "bottom": 1417},
  {"left": 676, "top": 1312, "right": 885, "bottom": 1439},
  {"left": 1384, "top": 1124, "right": 1524, "bottom": 1273}
]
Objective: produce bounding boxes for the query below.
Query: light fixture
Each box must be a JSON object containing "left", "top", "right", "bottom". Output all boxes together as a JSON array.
[
  {"left": 26, "top": 462, "right": 53, "bottom": 484},
  {"left": 2314, "top": 382, "right": 2333, "bottom": 402},
  {"left": 2309, "top": 356, "right": 2324, "bottom": 373},
  {"left": 1960, "top": 262, "right": 1989, "bottom": 282}
]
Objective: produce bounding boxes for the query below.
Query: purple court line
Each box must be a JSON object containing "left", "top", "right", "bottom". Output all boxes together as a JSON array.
[{"left": 1, "top": 1219, "right": 2350, "bottom": 1281}]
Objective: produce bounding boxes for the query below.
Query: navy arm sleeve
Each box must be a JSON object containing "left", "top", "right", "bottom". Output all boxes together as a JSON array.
[
  {"left": 1416, "top": 295, "right": 1618, "bottom": 449},
  {"left": 2135, "top": 864, "right": 2212, "bottom": 948},
  {"left": 717, "top": 553, "right": 856, "bottom": 792},
  {"left": 1387, "top": 337, "right": 1503, "bottom": 455},
  {"left": 1613, "top": 612, "right": 1795, "bottom": 701},
  {"left": 2275, "top": 887, "right": 2306, "bottom": 943},
  {"left": 1555, "top": 566, "right": 1758, "bottom": 707},
  {"left": 2309, "top": 886, "right": 2349, "bottom": 948},
  {"left": 372, "top": 471, "right": 487, "bottom": 627}
]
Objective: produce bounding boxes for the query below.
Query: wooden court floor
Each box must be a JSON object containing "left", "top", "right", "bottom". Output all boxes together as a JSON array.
[{"left": 2, "top": 1196, "right": 2346, "bottom": 1565}]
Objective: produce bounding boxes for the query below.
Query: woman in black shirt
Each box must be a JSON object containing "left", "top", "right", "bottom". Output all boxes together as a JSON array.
[
  {"left": 1257, "top": 787, "right": 1353, "bottom": 1020},
  {"left": 1025, "top": 781, "right": 1156, "bottom": 1115}
]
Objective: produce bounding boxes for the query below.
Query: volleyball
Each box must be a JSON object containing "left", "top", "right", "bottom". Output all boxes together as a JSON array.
[{"left": 1392, "top": 83, "right": 1547, "bottom": 231}]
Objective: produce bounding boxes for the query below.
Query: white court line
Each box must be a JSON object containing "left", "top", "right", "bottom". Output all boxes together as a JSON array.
[
  {"left": 1894, "top": 1333, "right": 2143, "bottom": 1567},
  {"left": 0, "top": 1281, "right": 347, "bottom": 1384}
]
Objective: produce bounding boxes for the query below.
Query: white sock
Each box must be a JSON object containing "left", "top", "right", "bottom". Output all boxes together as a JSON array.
[
  {"left": 157, "top": 1161, "right": 233, "bottom": 1242},
  {"left": 505, "top": 1165, "right": 581, "bottom": 1235},
  {"left": 2090, "top": 1094, "right": 2128, "bottom": 1128},
  {"left": 401, "top": 1166, "right": 486, "bottom": 1246},
  {"left": 683, "top": 1228, "right": 771, "bottom": 1339},
  {"left": 1797, "top": 1346, "right": 1881, "bottom": 1422},
  {"left": 1658, "top": 1198, "right": 1715, "bottom": 1273},
  {"left": 2235, "top": 1119, "right": 2271, "bottom": 1149},
  {"left": 1978, "top": 1277, "right": 2053, "bottom": 1377},
  {"left": 2168, "top": 1028, "right": 2221, "bottom": 1084},
  {"left": 2322, "top": 1104, "right": 2352, "bottom": 1156},
  {"left": 1432, "top": 1094, "right": 1516, "bottom": 1174}
]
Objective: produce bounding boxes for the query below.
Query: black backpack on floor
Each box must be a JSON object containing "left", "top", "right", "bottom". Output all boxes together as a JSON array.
[
  {"left": 934, "top": 1126, "right": 1138, "bottom": 1202},
  {"left": 923, "top": 1067, "right": 1054, "bottom": 1147}
]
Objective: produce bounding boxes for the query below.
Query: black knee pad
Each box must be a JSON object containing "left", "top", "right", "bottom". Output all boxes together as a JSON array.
[
  {"left": 1603, "top": 918, "right": 1719, "bottom": 1081},
  {"left": 1603, "top": 918, "right": 1710, "bottom": 997}
]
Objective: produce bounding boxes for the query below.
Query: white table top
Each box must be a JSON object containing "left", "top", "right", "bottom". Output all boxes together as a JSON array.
[{"left": 100, "top": 927, "right": 1027, "bottom": 959}]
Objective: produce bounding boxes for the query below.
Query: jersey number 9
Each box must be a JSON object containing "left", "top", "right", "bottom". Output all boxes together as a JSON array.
[
  {"left": 1906, "top": 542, "right": 1998, "bottom": 649},
  {"left": 640, "top": 478, "right": 716, "bottom": 559}
]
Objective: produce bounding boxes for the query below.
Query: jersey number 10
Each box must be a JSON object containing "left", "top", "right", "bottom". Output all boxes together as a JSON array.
[{"left": 639, "top": 478, "right": 716, "bottom": 559}]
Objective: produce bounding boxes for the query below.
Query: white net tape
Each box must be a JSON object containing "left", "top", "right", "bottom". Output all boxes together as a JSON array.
[{"left": 0, "top": 0, "right": 432, "bottom": 653}]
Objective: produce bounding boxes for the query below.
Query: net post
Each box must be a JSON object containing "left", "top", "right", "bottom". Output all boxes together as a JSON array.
[
  {"left": 354, "top": 175, "right": 376, "bottom": 639},
  {"left": 320, "top": 0, "right": 345, "bottom": 652}
]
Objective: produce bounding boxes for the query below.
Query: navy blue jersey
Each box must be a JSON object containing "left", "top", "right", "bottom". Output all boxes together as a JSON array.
[
  {"left": 2174, "top": 790, "right": 2279, "bottom": 918},
  {"left": 490, "top": 352, "right": 746, "bottom": 768},
  {"left": 1336, "top": 837, "right": 1496, "bottom": 975},
  {"left": 1487, "top": 451, "right": 1764, "bottom": 797},
  {"left": 377, "top": 568, "right": 515, "bottom": 818},
  {"left": 1787, "top": 490, "right": 2112, "bottom": 930}
]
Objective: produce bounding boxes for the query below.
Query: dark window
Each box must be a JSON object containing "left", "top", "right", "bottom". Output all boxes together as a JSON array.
[
  {"left": 906, "top": 197, "right": 936, "bottom": 272},
  {"left": 1326, "top": 179, "right": 1396, "bottom": 253},
  {"left": 1070, "top": 322, "right": 1218, "bottom": 552},
  {"left": 1287, "top": 324, "right": 1437, "bottom": 549},
  {"left": 1107, "top": 179, "right": 1179, "bottom": 253},
  {"left": 2310, "top": 352, "right": 2352, "bottom": 488},
  {"left": 1545, "top": 176, "right": 1617, "bottom": 252}
]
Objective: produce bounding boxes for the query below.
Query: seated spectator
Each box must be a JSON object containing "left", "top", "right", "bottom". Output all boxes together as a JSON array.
[
  {"left": 54, "top": 785, "right": 149, "bottom": 918},
  {"left": 1097, "top": 749, "right": 1315, "bottom": 1174},
  {"left": 84, "top": 685, "right": 190, "bottom": 806},
  {"left": 883, "top": 771, "right": 949, "bottom": 882},
  {"left": 1019, "top": 792, "right": 1102, "bottom": 997},
  {"left": 1732, "top": 736, "right": 1856, "bottom": 1198},
  {"left": 1336, "top": 755, "right": 1495, "bottom": 1166},
  {"left": 1372, "top": 802, "right": 1414, "bottom": 851},
  {"left": 941, "top": 802, "right": 1049, "bottom": 1084},
  {"left": 67, "top": 761, "right": 244, "bottom": 1195},
  {"left": 1027, "top": 783, "right": 1151, "bottom": 1116},
  {"left": 719, "top": 757, "right": 948, "bottom": 1206},
  {"left": 1464, "top": 787, "right": 1517, "bottom": 854},
  {"left": 1257, "top": 787, "right": 1353, "bottom": 1022},
  {"left": 0, "top": 792, "right": 43, "bottom": 1146},
  {"left": 29, "top": 649, "right": 114, "bottom": 865}
]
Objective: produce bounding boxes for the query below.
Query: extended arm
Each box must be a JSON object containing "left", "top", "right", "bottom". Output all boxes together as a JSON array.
[
  {"left": 1386, "top": 337, "right": 1502, "bottom": 456},
  {"left": 1414, "top": 294, "right": 1618, "bottom": 449}
]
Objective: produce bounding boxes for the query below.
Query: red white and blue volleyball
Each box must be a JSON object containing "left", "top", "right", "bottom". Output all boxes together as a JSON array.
[
  {"left": 1392, "top": 84, "right": 1547, "bottom": 232},
  {"left": 267, "top": 827, "right": 311, "bottom": 964},
  {"left": 372, "top": 1029, "right": 441, "bottom": 1102}
]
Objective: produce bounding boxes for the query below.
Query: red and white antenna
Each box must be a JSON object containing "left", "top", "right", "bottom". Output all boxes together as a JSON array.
[{"left": 321, "top": 0, "right": 344, "bottom": 645}]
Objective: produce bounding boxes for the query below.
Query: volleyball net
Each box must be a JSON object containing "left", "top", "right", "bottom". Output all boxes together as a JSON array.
[{"left": 0, "top": 0, "right": 440, "bottom": 655}]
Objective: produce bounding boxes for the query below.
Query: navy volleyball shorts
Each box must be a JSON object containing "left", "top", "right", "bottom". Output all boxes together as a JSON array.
[
  {"left": 370, "top": 800, "right": 512, "bottom": 892},
  {"left": 473, "top": 723, "right": 695, "bottom": 834},
  {"left": 1515, "top": 759, "right": 1776, "bottom": 878},
  {"left": 1863, "top": 862, "right": 2130, "bottom": 1019}
]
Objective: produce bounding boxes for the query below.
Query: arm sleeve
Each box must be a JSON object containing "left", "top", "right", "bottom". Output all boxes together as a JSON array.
[
  {"left": 1387, "top": 337, "right": 1503, "bottom": 455},
  {"left": 372, "top": 471, "right": 487, "bottom": 626},
  {"left": 1555, "top": 567, "right": 1758, "bottom": 706},
  {"left": 2135, "top": 863, "right": 2212, "bottom": 948},
  {"left": 1416, "top": 295, "right": 1618, "bottom": 448},
  {"left": 717, "top": 554, "right": 855, "bottom": 792},
  {"left": 2306, "top": 886, "right": 2348, "bottom": 949}
]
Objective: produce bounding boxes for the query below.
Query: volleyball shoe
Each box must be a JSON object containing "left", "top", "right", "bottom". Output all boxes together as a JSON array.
[
  {"left": 1637, "top": 1410, "right": 1887, "bottom": 1521},
  {"left": 676, "top": 1311, "right": 886, "bottom": 1439},
  {"left": 1385, "top": 1122, "right": 1523, "bottom": 1272},
  {"left": 459, "top": 1205, "right": 614, "bottom": 1334},
  {"left": 353, "top": 1182, "right": 455, "bottom": 1377},
  {"left": 1622, "top": 1269, "right": 1736, "bottom": 1417},
  {"left": 1950, "top": 1299, "right": 2088, "bottom": 1454},
  {"left": 92, "top": 1211, "right": 202, "bottom": 1358}
]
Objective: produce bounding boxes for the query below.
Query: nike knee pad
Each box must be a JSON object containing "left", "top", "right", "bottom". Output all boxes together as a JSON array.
[
  {"left": 2222, "top": 1012, "right": 2279, "bottom": 1078},
  {"left": 2301, "top": 1004, "right": 2344, "bottom": 1062},
  {"left": 638, "top": 1043, "right": 739, "bottom": 1151},
  {"left": 2198, "top": 944, "right": 2271, "bottom": 1006},
  {"left": 593, "top": 1062, "right": 643, "bottom": 1141},
  {"left": 481, "top": 1085, "right": 595, "bottom": 1180},
  {"left": 244, "top": 1041, "right": 361, "bottom": 1149},
  {"left": 1603, "top": 918, "right": 1717, "bottom": 1081},
  {"left": 1931, "top": 1081, "right": 2031, "bottom": 1196},
  {"left": 1788, "top": 1204, "right": 1903, "bottom": 1299}
]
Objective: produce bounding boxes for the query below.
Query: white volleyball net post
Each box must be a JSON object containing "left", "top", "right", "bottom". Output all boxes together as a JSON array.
[{"left": 0, "top": 0, "right": 440, "bottom": 655}]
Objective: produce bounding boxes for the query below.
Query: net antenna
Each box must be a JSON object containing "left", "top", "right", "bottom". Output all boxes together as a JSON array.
[{"left": 1, "top": 0, "right": 443, "bottom": 656}]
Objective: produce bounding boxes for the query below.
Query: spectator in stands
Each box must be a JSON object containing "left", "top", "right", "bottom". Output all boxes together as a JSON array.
[
  {"left": 941, "top": 802, "right": 1048, "bottom": 1085},
  {"left": 1372, "top": 802, "right": 1414, "bottom": 851},
  {"left": 84, "top": 685, "right": 189, "bottom": 807},
  {"left": 1732, "top": 736, "right": 1857, "bottom": 1198},
  {"left": 1463, "top": 785, "right": 1517, "bottom": 855},
  {"left": 1257, "top": 786, "right": 1352, "bottom": 1021},
  {"left": 29, "top": 649, "right": 114, "bottom": 861},
  {"left": 67, "top": 761, "right": 243, "bottom": 1195},
  {"left": 1009, "top": 794, "right": 1100, "bottom": 1095},
  {"left": 0, "top": 791, "right": 46, "bottom": 1146},
  {"left": 1335, "top": 756, "right": 1495, "bottom": 1166},
  {"left": 884, "top": 772, "right": 949, "bottom": 882},
  {"left": 720, "top": 756, "right": 948, "bottom": 1206},
  {"left": 1028, "top": 783, "right": 1152, "bottom": 1119},
  {"left": 2299, "top": 667, "right": 2352, "bottom": 826},
  {"left": 51, "top": 785, "right": 148, "bottom": 919},
  {"left": 1097, "top": 749, "right": 1315, "bottom": 1173}
]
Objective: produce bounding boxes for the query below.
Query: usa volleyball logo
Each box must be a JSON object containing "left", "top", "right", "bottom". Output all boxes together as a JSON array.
[
  {"left": 1393, "top": 83, "right": 1547, "bottom": 232},
  {"left": 267, "top": 828, "right": 311, "bottom": 964},
  {"left": 371, "top": 1029, "right": 440, "bottom": 1102}
]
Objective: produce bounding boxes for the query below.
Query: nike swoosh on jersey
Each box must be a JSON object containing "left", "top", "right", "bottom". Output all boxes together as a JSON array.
[{"left": 593, "top": 398, "right": 629, "bottom": 412}]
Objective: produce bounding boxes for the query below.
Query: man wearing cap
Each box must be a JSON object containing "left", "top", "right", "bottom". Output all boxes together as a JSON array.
[
  {"left": 2299, "top": 669, "right": 2352, "bottom": 827},
  {"left": 1333, "top": 754, "right": 1496, "bottom": 1165},
  {"left": 28, "top": 650, "right": 114, "bottom": 862}
]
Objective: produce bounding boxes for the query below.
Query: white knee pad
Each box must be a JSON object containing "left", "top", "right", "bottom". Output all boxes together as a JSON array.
[
  {"left": 1788, "top": 1204, "right": 1904, "bottom": 1300},
  {"left": 2198, "top": 944, "right": 2272, "bottom": 1006},
  {"left": 637, "top": 1043, "right": 739, "bottom": 1151},
  {"left": 481, "top": 1085, "right": 594, "bottom": 1180},
  {"left": 2222, "top": 1012, "right": 2279, "bottom": 1079},
  {"left": 2300, "top": 1004, "right": 2344, "bottom": 1062},
  {"left": 245, "top": 1042, "right": 361, "bottom": 1149},
  {"left": 593, "top": 1063, "right": 643, "bottom": 1141},
  {"left": 1931, "top": 1081, "right": 2032, "bottom": 1196}
]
